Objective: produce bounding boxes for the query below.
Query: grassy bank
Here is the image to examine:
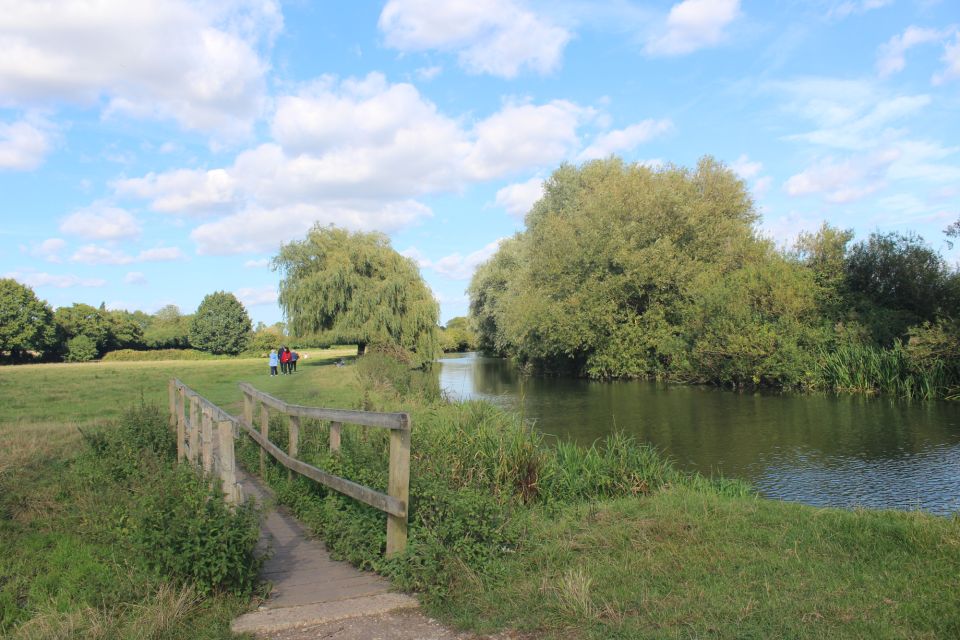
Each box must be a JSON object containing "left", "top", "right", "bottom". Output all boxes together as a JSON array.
[
  {"left": 242, "top": 353, "right": 960, "bottom": 639},
  {"left": 3, "top": 356, "right": 958, "bottom": 638}
]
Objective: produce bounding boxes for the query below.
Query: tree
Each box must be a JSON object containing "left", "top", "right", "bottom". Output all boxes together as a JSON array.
[
  {"left": 144, "top": 304, "right": 192, "bottom": 349},
  {"left": 53, "top": 303, "right": 112, "bottom": 357},
  {"left": 792, "top": 223, "right": 854, "bottom": 319},
  {"left": 0, "top": 279, "right": 56, "bottom": 361},
  {"left": 65, "top": 334, "right": 98, "bottom": 362},
  {"left": 469, "top": 156, "right": 764, "bottom": 378},
  {"left": 189, "top": 292, "right": 252, "bottom": 355},
  {"left": 275, "top": 225, "right": 439, "bottom": 366},
  {"left": 438, "top": 316, "right": 477, "bottom": 352},
  {"left": 844, "top": 231, "right": 952, "bottom": 344}
]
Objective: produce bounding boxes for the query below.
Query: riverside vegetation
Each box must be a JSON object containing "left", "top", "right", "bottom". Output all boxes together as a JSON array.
[
  {"left": 241, "top": 351, "right": 960, "bottom": 639},
  {"left": 469, "top": 157, "right": 960, "bottom": 399}
]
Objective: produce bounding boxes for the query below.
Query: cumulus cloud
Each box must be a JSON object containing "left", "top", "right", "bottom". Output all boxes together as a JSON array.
[
  {"left": 405, "top": 239, "right": 504, "bottom": 280},
  {"left": 0, "top": 116, "right": 53, "bottom": 170},
  {"left": 934, "top": 32, "right": 960, "bottom": 85},
  {"left": 7, "top": 269, "right": 105, "bottom": 288},
  {"left": 645, "top": 0, "right": 740, "bottom": 56},
  {"left": 784, "top": 149, "right": 899, "bottom": 203},
  {"left": 117, "top": 74, "right": 621, "bottom": 254},
  {"left": 0, "top": 0, "right": 280, "bottom": 137},
  {"left": 495, "top": 177, "right": 544, "bottom": 217},
  {"left": 379, "top": 0, "right": 570, "bottom": 78},
  {"left": 235, "top": 285, "right": 277, "bottom": 307},
  {"left": 730, "top": 154, "right": 762, "bottom": 180},
  {"left": 28, "top": 237, "right": 65, "bottom": 262},
  {"left": 137, "top": 246, "right": 184, "bottom": 261},
  {"left": 70, "top": 244, "right": 183, "bottom": 265},
  {"left": 60, "top": 204, "right": 141, "bottom": 241},
  {"left": 244, "top": 258, "right": 270, "bottom": 268},
  {"left": 577, "top": 119, "right": 673, "bottom": 161},
  {"left": 114, "top": 168, "right": 236, "bottom": 215},
  {"left": 124, "top": 271, "right": 147, "bottom": 285},
  {"left": 876, "top": 26, "right": 947, "bottom": 77}
]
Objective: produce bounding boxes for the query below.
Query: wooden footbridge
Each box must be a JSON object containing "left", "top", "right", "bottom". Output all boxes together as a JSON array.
[{"left": 167, "top": 380, "right": 420, "bottom": 635}]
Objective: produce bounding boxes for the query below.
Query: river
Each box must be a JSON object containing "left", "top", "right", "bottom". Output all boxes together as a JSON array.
[{"left": 436, "top": 352, "right": 960, "bottom": 515}]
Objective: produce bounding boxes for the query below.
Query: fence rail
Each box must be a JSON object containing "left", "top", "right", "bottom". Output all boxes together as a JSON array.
[{"left": 167, "top": 379, "right": 411, "bottom": 557}]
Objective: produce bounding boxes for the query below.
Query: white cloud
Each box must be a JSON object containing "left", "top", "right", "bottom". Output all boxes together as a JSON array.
[
  {"left": 71, "top": 245, "right": 134, "bottom": 265},
  {"left": 60, "top": 204, "right": 141, "bottom": 240},
  {"left": 235, "top": 285, "right": 277, "bottom": 307},
  {"left": 730, "top": 154, "right": 762, "bottom": 180},
  {"left": 645, "top": 0, "right": 740, "bottom": 56},
  {"left": 753, "top": 175, "right": 773, "bottom": 198},
  {"left": 0, "top": 116, "right": 53, "bottom": 170},
  {"left": 784, "top": 149, "right": 899, "bottom": 203},
  {"left": 466, "top": 100, "right": 592, "bottom": 179},
  {"left": 934, "top": 31, "right": 960, "bottom": 85},
  {"left": 379, "top": 0, "right": 570, "bottom": 78},
  {"left": 244, "top": 258, "right": 270, "bottom": 268},
  {"left": 6, "top": 269, "right": 106, "bottom": 288},
  {"left": 876, "top": 26, "right": 947, "bottom": 77},
  {"left": 416, "top": 65, "right": 442, "bottom": 81},
  {"left": 577, "top": 119, "right": 673, "bottom": 161},
  {"left": 114, "top": 169, "right": 236, "bottom": 215},
  {"left": 124, "top": 271, "right": 147, "bottom": 285},
  {"left": 29, "top": 237, "right": 65, "bottom": 262},
  {"left": 407, "top": 239, "right": 505, "bottom": 280},
  {"left": 828, "top": 0, "right": 893, "bottom": 20},
  {"left": 137, "top": 246, "right": 184, "bottom": 262},
  {"left": 119, "top": 74, "right": 615, "bottom": 254},
  {"left": 0, "top": 0, "right": 280, "bottom": 137},
  {"left": 495, "top": 177, "right": 544, "bottom": 216}
]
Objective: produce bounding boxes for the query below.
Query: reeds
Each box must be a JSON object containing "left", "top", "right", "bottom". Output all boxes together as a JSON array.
[{"left": 818, "top": 341, "right": 958, "bottom": 400}]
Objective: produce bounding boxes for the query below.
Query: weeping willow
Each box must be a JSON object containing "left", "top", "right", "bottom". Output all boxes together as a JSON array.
[{"left": 274, "top": 225, "right": 439, "bottom": 367}]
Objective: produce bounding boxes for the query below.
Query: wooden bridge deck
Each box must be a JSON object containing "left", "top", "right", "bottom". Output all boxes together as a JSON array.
[{"left": 231, "top": 469, "right": 419, "bottom": 636}]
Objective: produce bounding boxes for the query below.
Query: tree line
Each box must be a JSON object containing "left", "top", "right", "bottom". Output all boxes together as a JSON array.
[
  {"left": 469, "top": 157, "right": 960, "bottom": 398},
  {"left": 0, "top": 286, "right": 266, "bottom": 362}
]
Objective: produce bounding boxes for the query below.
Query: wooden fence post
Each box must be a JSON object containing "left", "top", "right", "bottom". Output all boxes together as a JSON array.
[
  {"left": 288, "top": 415, "right": 300, "bottom": 481},
  {"left": 168, "top": 379, "right": 176, "bottom": 430},
  {"left": 243, "top": 391, "right": 253, "bottom": 428},
  {"left": 176, "top": 385, "right": 187, "bottom": 462},
  {"left": 218, "top": 418, "right": 240, "bottom": 504},
  {"left": 329, "top": 421, "right": 341, "bottom": 453},
  {"left": 189, "top": 396, "right": 200, "bottom": 463},
  {"left": 201, "top": 407, "right": 214, "bottom": 473},
  {"left": 259, "top": 403, "right": 269, "bottom": 477},
  {"left": 385, "top": 414, "right": 411, "bottom": 557}
]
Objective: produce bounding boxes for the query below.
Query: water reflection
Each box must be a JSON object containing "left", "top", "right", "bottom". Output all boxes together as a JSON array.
[{"left": 436, "top": 352, "right": 960, "bottom": 515}]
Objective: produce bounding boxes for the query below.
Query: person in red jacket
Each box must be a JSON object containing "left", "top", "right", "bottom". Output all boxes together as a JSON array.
[{"left": 280, "top": 346, "right": 291, "bottom": 374}]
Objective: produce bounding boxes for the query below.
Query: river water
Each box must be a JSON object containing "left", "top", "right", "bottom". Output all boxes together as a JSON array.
[{"left": 436, "top": 352, "right": 960, "bottom": 515}]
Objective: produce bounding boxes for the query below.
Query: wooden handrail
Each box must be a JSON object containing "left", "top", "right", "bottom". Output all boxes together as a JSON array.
[{"left": 238, "top": 383, "right": 408, "bottom": 430}]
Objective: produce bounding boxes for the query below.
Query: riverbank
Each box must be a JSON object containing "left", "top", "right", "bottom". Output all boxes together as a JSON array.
[{"left": 2, "top": 356, "right": 957, "bottom": 638}]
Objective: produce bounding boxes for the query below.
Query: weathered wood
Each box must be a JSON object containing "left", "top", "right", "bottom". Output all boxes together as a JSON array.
[
  {"left": 168, "top": 379, "right": 176, "bottom": 430},
  {"left": 237, "top": 419, "right": 406, "bottom": 518},
  {"left": 386, "top": 413, "right": 411, "bottom": 557},
  {"left": 238, "top": 383, "right": 406, "bottom": 430},
  {"left": 201, "top": 407, "right": 214, "bottom": 473},
  {"left": 243, "top": 391, "right": 253, "bottom": 432},
  {"left": 329, "top": 421, "right": 342, "bottom": 453},
  {"left": 217, "top": 419, "right": 239, "bottom": 504},
  {"left": 176, "top": 385, "right": 187, "bottom": 462},
  {"left": 288, "top": 415, "right": 300, "bottom": 481},
  {"left": 259, "top": 402, "right": 269, "bottom": 477},
  {"left": 189, "top": 396, "right": 200, "bottom": 463}
]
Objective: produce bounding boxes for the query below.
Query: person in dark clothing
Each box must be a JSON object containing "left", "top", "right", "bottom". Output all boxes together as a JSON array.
[{"left": 290, "top": 350, "right": 298, "bottom": 372}]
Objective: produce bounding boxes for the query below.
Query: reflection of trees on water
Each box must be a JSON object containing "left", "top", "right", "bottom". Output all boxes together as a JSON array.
[{"left": 436, "top": 354, "right": 960, "bottom": 512}]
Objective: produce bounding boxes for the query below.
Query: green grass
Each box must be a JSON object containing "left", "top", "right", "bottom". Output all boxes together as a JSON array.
[
  {"left": 0, "top": 346, "right": 358, "bottom": 425},
  {"left": 3, "top": 353, "right": 958, "bottom": 639}
]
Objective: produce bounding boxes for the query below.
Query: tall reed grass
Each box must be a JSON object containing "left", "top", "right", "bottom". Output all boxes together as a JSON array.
[{"left": 818, "top": 341, "right": 959, "bottom": 400}]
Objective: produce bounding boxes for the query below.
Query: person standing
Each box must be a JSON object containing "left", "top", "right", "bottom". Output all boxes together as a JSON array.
[
  {"left": 290, "top": 350, "right": 298, "bottom": 372},
  {"left": 268, "top": 349, "right": 278, "bottom": 376},
  {"left": 280, "top": 346, "right": 291, "bottom": 374}
]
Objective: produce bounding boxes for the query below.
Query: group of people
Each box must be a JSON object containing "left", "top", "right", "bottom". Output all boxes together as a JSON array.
[{"left": 268, "top": 346, "right": 299, "bottom": 376}]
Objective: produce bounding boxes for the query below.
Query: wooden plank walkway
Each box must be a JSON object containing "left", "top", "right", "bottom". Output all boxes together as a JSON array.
[{"left": 231, "top": 469, "right": 419, "bottom": 636}]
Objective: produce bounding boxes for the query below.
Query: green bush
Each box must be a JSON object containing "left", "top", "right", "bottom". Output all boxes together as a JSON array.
[
  {"left": 65, "top": 334, "right": 98, "bottom": 362},
  {"left": 101, "top": 348, "right": 223, "bottom": 361}
]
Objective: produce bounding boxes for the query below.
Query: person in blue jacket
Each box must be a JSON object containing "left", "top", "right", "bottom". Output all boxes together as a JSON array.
[{"left": 268, "top": 349, "right": 279, "bottom": 376}]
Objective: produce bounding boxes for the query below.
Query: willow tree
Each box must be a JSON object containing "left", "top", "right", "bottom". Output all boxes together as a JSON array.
[{"left": 274, "top": 225, "right": 439, "bottom": 366}]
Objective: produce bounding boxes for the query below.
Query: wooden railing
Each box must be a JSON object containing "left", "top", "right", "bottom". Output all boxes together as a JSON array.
[
  {"left": 169, "top": 378, "right": 242, "bottom": 504},
  {"left": 168, "top": 379, "right": 412, "bottom": 556}
]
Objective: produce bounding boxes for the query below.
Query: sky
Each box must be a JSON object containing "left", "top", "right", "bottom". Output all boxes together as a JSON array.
[{"left": 1, "top": 0, "right": 959, "bottom": 327}]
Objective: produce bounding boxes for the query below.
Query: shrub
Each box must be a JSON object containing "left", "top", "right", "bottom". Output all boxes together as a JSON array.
[
  {"left": 65, "top": 334, "right": 98, "bottom": 362},
  {"left": 101, "top": 348, "right": 222, "bottom": 362}
]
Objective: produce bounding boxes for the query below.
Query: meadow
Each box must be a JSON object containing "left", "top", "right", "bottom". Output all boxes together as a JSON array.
[{"left": 2, "top": 353, "right": 958, "bottom": 639}]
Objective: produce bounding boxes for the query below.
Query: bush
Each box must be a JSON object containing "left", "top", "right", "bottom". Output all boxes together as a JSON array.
[
  {"left": 65, "top": 334, "right": 98, "bottom": 362},
  {"left": 101, "top": 348, "right": 222, "bottom": 362}
]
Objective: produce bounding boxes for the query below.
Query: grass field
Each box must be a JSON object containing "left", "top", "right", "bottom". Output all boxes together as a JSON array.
[{"left": 2, "top": 354, "right": 959, "bottom": 639}]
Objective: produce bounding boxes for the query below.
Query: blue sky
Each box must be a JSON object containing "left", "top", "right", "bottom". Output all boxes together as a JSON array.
[{"left": 2, "top": 0, "right": 958, "bottom": 326}]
